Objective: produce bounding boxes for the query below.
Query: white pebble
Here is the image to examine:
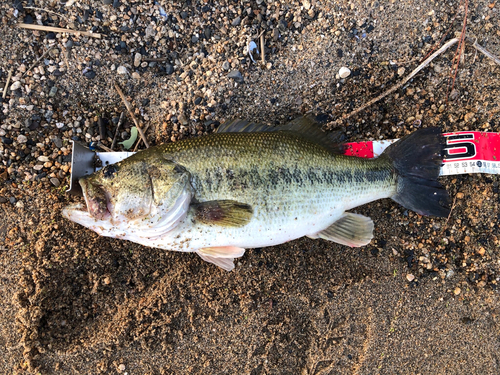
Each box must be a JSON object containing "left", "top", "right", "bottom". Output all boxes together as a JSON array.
[
  {"left": 338, "top": 67, "right": 351, "bottom": 79},
  {"left": 117, "top": 66, "right": 128, "bottom": 75},
  {"left": 406, "top": 273, "right": 415, "bottom": 282},
  {"left": 134, "top": 53, "right": 142, "bottom": 67},
  {"left": 10, "top": 81, "right": 22, "bottom": 91},
  {"left": 131, "top": 72, "right": 141, "bottom": 79},
  {"left": 17, "top": 134, "right": 27, "bottom": 143}
]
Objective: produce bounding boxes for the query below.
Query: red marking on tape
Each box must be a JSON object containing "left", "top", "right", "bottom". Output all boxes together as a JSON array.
[{"left": 343, "top": 142, "right": 374, "bottom": 158}]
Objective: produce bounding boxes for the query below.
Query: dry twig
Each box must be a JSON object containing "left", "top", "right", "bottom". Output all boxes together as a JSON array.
[
  {"left": 111, "top": 112, "right": 125, "bottom": 151},
  {"left": 2, "top": 68, "right": 13, "bottom": 99},
  {"left": 447, "top": 0, "right": 469, "bottom": 101},
  {"left": 17, "top": 23, "right": 101, "bottom": 38},
  {"left": 23, "top": 47, "right": 54, "bottom": 77},
  {"left": 260, "top": 33, "right": 265, "bottom": 66},
  {"left": 467, "top": 36, "right": 500, "bottom": 65},
  {"left": 113, "top": 82, "right": 150, "bottom": 148},
  {"left": 133, "top": 123, "right": 151, "bottom": 152}
]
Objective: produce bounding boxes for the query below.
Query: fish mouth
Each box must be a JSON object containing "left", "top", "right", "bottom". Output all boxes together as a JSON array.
[{"left": 79, "top": 178, "right": 112, "bottom": 220}]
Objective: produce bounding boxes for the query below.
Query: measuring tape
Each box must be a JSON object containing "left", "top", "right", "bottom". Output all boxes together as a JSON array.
[{"left": 343, "top": 131, "right": 500, "bottom": 176}]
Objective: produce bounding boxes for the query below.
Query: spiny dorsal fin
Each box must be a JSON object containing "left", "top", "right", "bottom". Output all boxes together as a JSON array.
[
  {"left": 192, "top": 200, "right": 253, "bottom": 227},
  {"left": 215, "top": 118, "right": 272, "bottom": 133},
  {"left": 215, "top": 115, "right": 345, "bottom": 153}
]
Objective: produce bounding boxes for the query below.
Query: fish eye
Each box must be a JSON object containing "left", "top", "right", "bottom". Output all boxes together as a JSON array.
[{"left": 103, "top": 164, "right": 118, "bottom": 179}]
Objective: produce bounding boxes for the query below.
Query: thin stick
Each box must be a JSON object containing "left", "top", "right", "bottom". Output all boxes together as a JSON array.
[
  {"left": 260, "top": 33, "right": 265, "bottom": 66},
  {"left": 97, "top": 143, "right": 112, "bottom": 152},
  {"left": 113, "top": 81, "right": 150, "bottom": 148},
  {"left": 447, "top": 0, "right": 468, "bottom": 102},
  {"left": 467, "top": 36, "right": 500, "bottom": 65},
  {"left": 439, "top": 195, "right": 458, "bottom": 238},
  {"left": 328, "top": 38, "right": 459, "bottom": 128},
  {"left": 143, "top": 57, "right": 169, "bottom": 62},
  {"left": 2, "top": 68, "right": 13, "bottom": 99},
  {"left": 111, "top": 112, "right": 125, "bottom": 151},
  {"left": 23, "top": 47, "right": 54, "bottom": 77},
  {"left": 133, "top": 123, "right": 151, "bottom": 152},
  {"left": 17, "top": 23, "right": 101, "bottom": 38}
]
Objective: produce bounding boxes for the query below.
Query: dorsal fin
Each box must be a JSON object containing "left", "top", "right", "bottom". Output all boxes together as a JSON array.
[
  {"left": 215, "top": 118, "right": 272, "bottom": 133},
  {"left": 215, "top": 115, "right": 345, "bottom": 153}
]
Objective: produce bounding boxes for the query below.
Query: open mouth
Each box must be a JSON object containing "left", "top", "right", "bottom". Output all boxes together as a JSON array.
[{"left": 79, "top": 178, "right": 112, "bottom": 220}]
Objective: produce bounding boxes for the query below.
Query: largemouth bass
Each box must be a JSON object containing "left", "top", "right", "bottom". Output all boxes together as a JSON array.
[{"left": 63, "top": 117, "right": 449, "bottom": 271}]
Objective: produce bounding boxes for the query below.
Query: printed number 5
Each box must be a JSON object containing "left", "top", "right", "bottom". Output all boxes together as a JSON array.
[{"left": 444, "top": 133, "right": 476, "bottom": 161}]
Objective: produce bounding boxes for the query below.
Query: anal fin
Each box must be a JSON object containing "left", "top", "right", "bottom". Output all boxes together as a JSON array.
[
  {"left": 193, "top": 200, "right": 253, "bottom": 227},
  {"left": 196, "top": 246, "right": 246, "bottom": 272},
  {"left": 310, "top": 212, "right": 374, "bottom": 247}
]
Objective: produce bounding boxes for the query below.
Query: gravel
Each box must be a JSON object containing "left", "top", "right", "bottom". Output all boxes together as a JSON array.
[{"left": 0, "top": 0, "right": 499, "bottom": 373}]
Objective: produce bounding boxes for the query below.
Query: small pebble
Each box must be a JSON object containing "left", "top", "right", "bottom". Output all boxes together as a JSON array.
[
  {"left": 10, "top": 81, "right": 22, "bottom": 91},
  {"left": 227, "top": 70, "right": 244, "bottom": 83},
  {"left": 131, "top": 72, "right": 141, "bottom": 79},
  {"left": 134, "top": 53, "right": 142, "bottom": 67},
  {"left": 232, "top": 17, "right": 241, "bottom": 26},
  {"left": 1, "top": 137, "right": 13, "bottom": 145},
  {"left": 50, "top": 178, "right": 60, "bottom": 187},
  {"left": 222, "top": 61, "right": 230, "bottom": 70},
  {"left": 118, "top": 364, "right": 126, "bottom": 372},
  {"left": 464, "top": 112, "right": 475, "bottom": 122},
  {"left": 165, "top": 64, "right": 174, "bottom": 75},
  {"left": 456, "top": 192, "right": 464, "bottom": 199},
  {"left": 53, "top": 138, "right": 63, "bottom": 148},
  {"left": 406, "top": 274, "right": 415, "bottom": 282},
  {"left": 454, "top": 287, "right": 461, "bottom": 296},
  {"left": 84, "top": 70, "right": 96, "bottom": 79},
  {"left": 339, "top": 67, "right": 351, "bottom": 79},
  {"left": 117, "top": 66, "right": 128, "bottom": 75},
  {"left": 17, "top": 135, "right": 27, "bottom": 143}
]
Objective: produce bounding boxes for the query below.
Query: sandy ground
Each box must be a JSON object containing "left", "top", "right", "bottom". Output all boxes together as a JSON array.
[{"left": 1, "top": 0, "right": 500, "bottom": 374}]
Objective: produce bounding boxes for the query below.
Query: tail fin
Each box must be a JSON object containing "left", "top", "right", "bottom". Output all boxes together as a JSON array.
[{"left": 383, "top": 127, "right": 450, "bottom": 217}]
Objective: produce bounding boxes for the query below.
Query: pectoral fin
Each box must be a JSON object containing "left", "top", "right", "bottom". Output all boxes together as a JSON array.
[
  {"left": 309, "top": 212, "right": 374, "bottom": 247},
  {"left": 193, "top": 200, "right": 253, "bottom": 227},
  {"left": 196, "top": 246, "right": 246, "bottom": 271}
]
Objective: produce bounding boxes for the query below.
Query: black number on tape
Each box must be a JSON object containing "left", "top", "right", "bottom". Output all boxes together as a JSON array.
[{"left": 444, "top": 133, "right": 476, "bottom": 160}]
